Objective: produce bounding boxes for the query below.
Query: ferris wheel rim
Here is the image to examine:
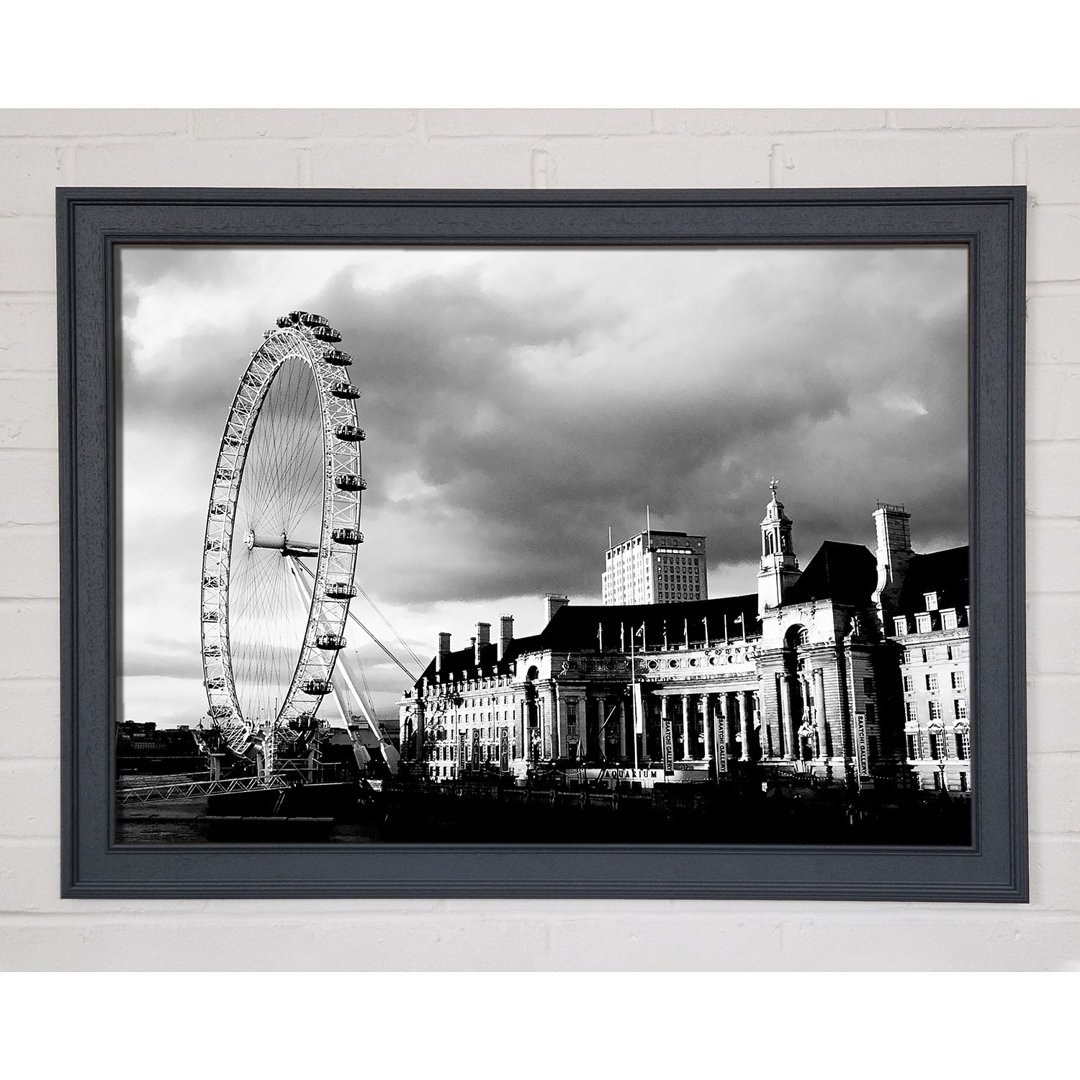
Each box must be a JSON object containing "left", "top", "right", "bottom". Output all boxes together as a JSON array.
[{"left": 198, "top": 315, "right": 364, "bottom": 758}]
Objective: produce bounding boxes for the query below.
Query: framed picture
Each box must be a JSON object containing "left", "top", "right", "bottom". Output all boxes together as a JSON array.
[{"left": 58, "top": 187, "right": 1026, "bottom": 899}]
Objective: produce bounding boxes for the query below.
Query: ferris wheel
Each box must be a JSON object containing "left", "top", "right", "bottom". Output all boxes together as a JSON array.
[{"left": 199, "top": 311, "right": 366, "bottom": 773}]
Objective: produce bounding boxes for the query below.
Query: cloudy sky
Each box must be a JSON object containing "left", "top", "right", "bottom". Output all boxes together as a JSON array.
[{"left": 119, "top": 244, "right": 968, "bottom": 727}]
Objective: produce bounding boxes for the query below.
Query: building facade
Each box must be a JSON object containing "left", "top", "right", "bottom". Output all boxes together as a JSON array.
[
  {"left": 399, "top": 490, "right": 970, "bottom": 794},
  {"left": 602, "top": 528, "right": 708, "bottom": 605}
]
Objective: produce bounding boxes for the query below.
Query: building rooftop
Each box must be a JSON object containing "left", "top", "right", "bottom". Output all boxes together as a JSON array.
[
  {"left": 895, "top": 546, "right": 970, "bottom": 615},
  {"left": 784, "top": 540, "right": 878, "bottom": 607},
  {"left": 414, "top": 594, "right": 759, "bottom": 689}
]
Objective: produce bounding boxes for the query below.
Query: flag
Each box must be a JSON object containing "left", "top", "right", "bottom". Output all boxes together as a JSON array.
[{"left": 733, "top": 614, "right": 744, "bottom": 624}]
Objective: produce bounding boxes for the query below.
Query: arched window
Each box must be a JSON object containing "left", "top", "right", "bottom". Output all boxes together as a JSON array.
[{"left": 953, "top": 723, "right": 970, "bottom": 760}]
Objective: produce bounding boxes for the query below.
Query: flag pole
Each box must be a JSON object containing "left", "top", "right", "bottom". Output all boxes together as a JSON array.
[{"left": 631, "top": 625, "right": 640, "bottom": 771}]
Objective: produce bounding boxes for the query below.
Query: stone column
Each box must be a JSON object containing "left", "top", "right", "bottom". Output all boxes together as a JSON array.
[
  {"left": 702, "top": 694, "right": 714, "bottom": 763},
  {"left": 780, "top": 674, "right": 796, "bottom": 759},
  {"left": 720, "top": 692, "right": 732, "bottom": 767},
  {"left": 618, "top": 698, "right": 628, "bottom": 761},
  {"left": 598, "top": 695, "right": 609, "bottom": 760},
  {"left": 743, "top": 690, "right": 755, "bottom": 761},
  {"left": 681, "top": 694, "right": 691, "bottom": 761},
  {"left": 656, "top": 691, "right": 665, "bottom": 760},
  {"left": 738, "top": 691, "right": 751, "bottom": 761},
  {"left": 813, "top": 667, "right": 828, "bottom": 759}
]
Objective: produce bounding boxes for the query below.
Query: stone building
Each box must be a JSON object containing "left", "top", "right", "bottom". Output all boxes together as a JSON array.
[
  {"left": 398, "top": 488, "right": 970, "bottom": 792},
  {"left": 889, "top": 545, "right": 971, "bottom": 793}
]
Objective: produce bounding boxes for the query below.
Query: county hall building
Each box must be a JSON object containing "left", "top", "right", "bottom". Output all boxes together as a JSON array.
[{"left": 398, "top": 485, "right": 971, "bottom": 794}]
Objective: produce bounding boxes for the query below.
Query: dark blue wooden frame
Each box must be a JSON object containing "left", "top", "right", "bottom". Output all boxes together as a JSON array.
[{"left": 57, "top": 187, "right": 1027, "bottom": 899}]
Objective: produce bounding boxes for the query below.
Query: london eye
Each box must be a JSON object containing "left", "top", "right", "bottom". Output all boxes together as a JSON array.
[{"left": 199, "top": 311, "right": 367, "bottom": 775}]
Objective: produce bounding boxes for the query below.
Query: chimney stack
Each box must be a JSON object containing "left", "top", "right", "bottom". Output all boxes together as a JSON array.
[
  {"left": 544, "top": 593, "right": 569, "bottom": 623},
  {"left": 498, "top": 615, "right": 514, "bottom": 661},
  {"left": 872, "top": 503, "right": 914, "bottom": 619},
  {"left": 435, "top": 631, "right": 451, "bottom": 676},
  {"left": 475, "top": 622, "right": 491, "bottom": 666}
]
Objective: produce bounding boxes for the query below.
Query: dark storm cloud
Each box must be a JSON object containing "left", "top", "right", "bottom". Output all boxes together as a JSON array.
[
  {"left": 122, "top": 246, "right": 969, "bottom": 719},
  {"left": 297, "top": 248, "right": 969, "bottom": 605}
]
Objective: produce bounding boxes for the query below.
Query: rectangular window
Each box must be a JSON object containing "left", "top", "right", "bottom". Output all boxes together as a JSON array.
[
  {"left": 954, "top": 698, "right": 967, "bottom": 720},
  {"left": 941, "top": 610, "right": 958, "bottom": 631},
  {"left": 925, "top": 674, "right": 938, "bottom": 692},
  {"left": 905, "top": 702, "right": 918, "bottom": 724},
  {"left": 865, "top": 703, "right": 876, "bottom": 723},
  {"left": 929, "top": 701, "right": 942, "bottom": 722},
  {"left": 959, "top": 772, "right": 968, "bottom": 792},
  {"left": 916, "top": 613, "right": 932, "bottom": 633},
  {"left": 906, "top": 734, "right": 919, "bottom": 760},
  {"left": 893, "top": 617, "right": 908, "bottom": 636},
  {"left": 863, "top": 677, "right": 875, "bottom": 695},
  {"left": 955, "top": 732, "right": 968, "bottom": 759},
  {"left": 951, "top": 670, "right": 966, "bottom": 691},
  {"left": 903, "top": 675, "right": 914, "bottom": 693},
  {"left": 929, "top": 732, "right": 942, "bottom": 759},
  {"left": 924, "top": 591, "right": 939, "bottom": 611}
]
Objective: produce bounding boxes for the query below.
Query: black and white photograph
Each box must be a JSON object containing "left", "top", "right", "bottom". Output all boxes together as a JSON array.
[{"left": 116, "top": 243, "right": 971, "bottom": 846}]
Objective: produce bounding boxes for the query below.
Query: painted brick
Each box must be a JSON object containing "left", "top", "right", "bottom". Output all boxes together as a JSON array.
[
  {"left": 0, "top": 451, "right": 58, "bottom": 525},
  {"left": 0, "top": 679, "right": 60, "bottom": 759},
  {"left": 1028, "top": 594, "right": 1080, "bottom": 675},
  {"left": 0, "top": 601, "right": 58, "bottom": 680},
  {"left": 0, "top": 843, "right": 59, "bottom": 911},
  {"left": 0, "top": 219, "right": 58, "bottom": 293},
  {"left": 0, "top": 913, "right": 552, "bottom": 970},
  {"left": 654, "top": 109, "right": 887, "bottom": 135},
  {"left": 0, "top": 527, "right": 58, "bottom": 598},
  {"left": 1024, "top": 130, "right": 1080, "bottom": 204},
  {"left": 0, "top": 299, "right": 56, "bottom": 373},
  {"left": 771, "top": 133, "right": 1015, "bottom": 188},
  {"left": 1029, "top": 206, "right": 1080, "bottom": 283},
  {"left": 1027, "top": 441, "right": 1080, "bottom": 518},
  {"left": 547, "top": 912, "right": 785, "bottom": 969},
  {"left": 0, "top": 144, "right": 69, "bottom": 216},
  {"left": 308, "top": 141, "right": 533, "bottom": 188},
  {"left": 895, "top": 109, "right": 1080, "bottom": 130},
  {"left": 542, "top": 136, "right": 772, "bottom": 188},
  {"left": 74, "top": 141, "right": 301, "bottom": 188},
  {"left": 1028, "top": 293, "right": 1080, "bottom": 366},
  {"left": 1028, "top": 367, "right": 1080, "bottom": 442},
  {"left": 1029, "top": 753, "right": 1080, "bottom": 834},
  {"left": 0, "top": 376, "right": 57, "bottom": 449},
  {"left": 1028, "top": 678, "right": 1080, "bottom": 754},
  {"left": 426, "top": 109, "right": 652, "bottom": 137},
  {"left": 0, "top": 761, "right": 59, "bottom": 838},
  {"left": 0, "top": 110, "right": 189, "bottom": 138},
  {"left": 1029, "top": 519, "right": 1080, "bottom": 593},
  {"left": 1030, "top": 837, "right": 1080, "bottom": 911},
  {"left": 193, "top": 109, "right": 417, "bottom": 140},
  {"left": 778, "top": 915, "right": 1080, "bottom": 970}
]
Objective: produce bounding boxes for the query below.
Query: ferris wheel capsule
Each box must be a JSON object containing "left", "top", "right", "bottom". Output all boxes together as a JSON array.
[{"left": 330, "top": 380, "right": 361, "bottom": 400}]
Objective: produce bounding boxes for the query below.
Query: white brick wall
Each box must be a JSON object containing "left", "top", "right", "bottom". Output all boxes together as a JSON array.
[{"left": 1, "top": 108, "right": 1077, "bottom": 971}]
